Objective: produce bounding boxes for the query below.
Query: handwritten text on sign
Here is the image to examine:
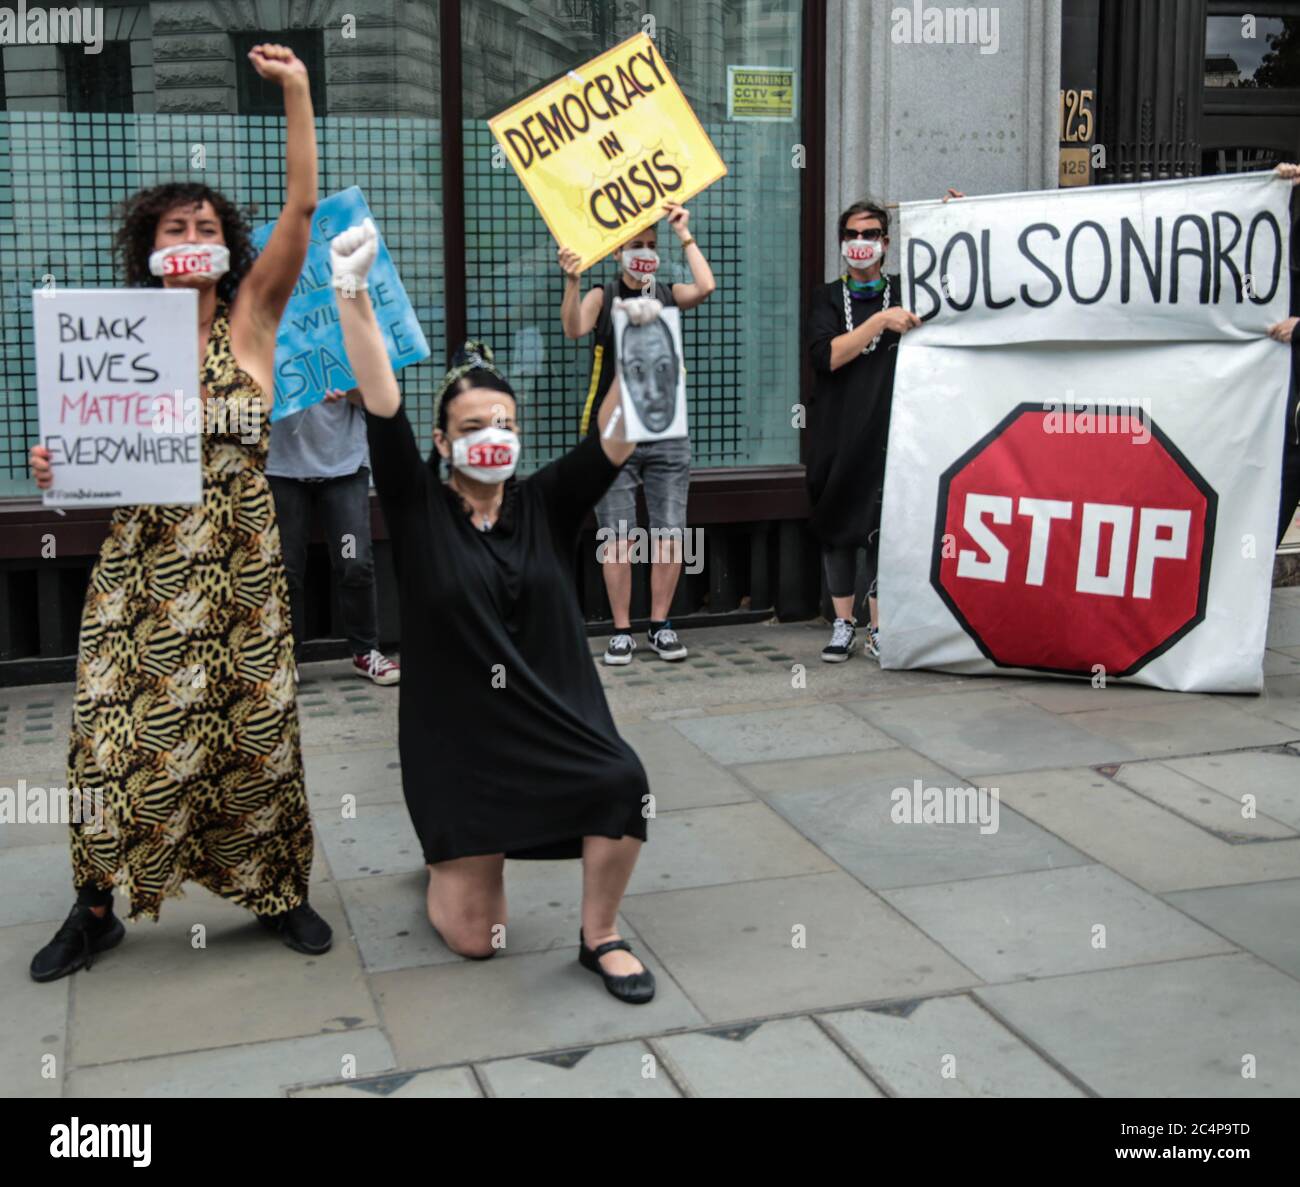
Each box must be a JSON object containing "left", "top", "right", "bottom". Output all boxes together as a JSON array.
[
  {"left": 488, "top": 32, "right": 727, "bottom": 271},
  {"left": 252, "top": 187, "right": 430, "bottom": 422},
  {"left": 34, "top": 288, "right": 201, "bottom": 508}
]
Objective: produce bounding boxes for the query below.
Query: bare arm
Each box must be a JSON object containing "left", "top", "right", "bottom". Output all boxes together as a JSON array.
[
  {"left": 558, "top": 246, "right": 604, "bottom": 337},
  {"left": 665, "top": 203, "right": 715, "bottom": 310},
  {"left": 829, "top": 307, "right": 922, "bottom": 369},
  {"left": 595, "top": 374, "right": 635, "bottom": 467},
  {"left": 236, "top": 45, "right": 318, "bottom": 340}
]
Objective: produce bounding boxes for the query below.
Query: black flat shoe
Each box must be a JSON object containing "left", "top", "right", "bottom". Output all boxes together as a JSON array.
[
  {"left": 30, "top": 902, "right": 125, "bottom": 983},
  {"left": 578, "top": 929, "right": 655, "bottom": 1004},
  {"left": 258, "top": 902, "right": 333, "bottom": 955}
]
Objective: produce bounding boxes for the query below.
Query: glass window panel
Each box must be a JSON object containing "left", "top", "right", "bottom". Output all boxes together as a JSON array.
[
  {"left": 460, "top": 0, "right": 802, "bottom": 471},
  {"left": 0, "top": 2, "right": 445, "bottom": 496}
]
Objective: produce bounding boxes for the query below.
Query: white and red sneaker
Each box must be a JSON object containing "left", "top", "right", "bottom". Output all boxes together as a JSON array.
[{"left": 353, "top": 650, "right": 400, "bottom": 685}]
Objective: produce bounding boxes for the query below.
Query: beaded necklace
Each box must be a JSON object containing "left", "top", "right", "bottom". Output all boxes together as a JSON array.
[{"left": 841, "top": 273, "right": 891, "bottom": 356}]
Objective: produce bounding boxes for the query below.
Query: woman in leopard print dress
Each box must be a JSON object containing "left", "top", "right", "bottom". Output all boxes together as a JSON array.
[{"left": 27, "top": 44, "right": 331, "bottom": 982}]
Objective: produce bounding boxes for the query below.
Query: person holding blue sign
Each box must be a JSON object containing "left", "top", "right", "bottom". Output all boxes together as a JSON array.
[
  {"left": 266, "top": 388, "right": 401, "bottom": 685},
  {"left": 26, "top": 43, "right": 332, "bottom": 981},
  {"left": 330, "top": 218, "right": 657, "bottom": 1005}
]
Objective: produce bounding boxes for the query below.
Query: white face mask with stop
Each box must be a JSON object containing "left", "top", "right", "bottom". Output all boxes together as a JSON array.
[
  {"left": 450, "top": 425, "right": 520, "bottom": 484},
  {"left": 621, "top": 248, "right": 660, "bottom": 278},
  {"left": 841, "top": 238, "right": 884, "bottom": 271},
  {"left": 148, "top": 242, "right": 231, "bottom": 281}
]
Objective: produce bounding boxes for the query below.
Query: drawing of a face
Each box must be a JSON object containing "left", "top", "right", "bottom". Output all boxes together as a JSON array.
[{"left": 620, "top": 318, "right": 679, "bottom": 434}]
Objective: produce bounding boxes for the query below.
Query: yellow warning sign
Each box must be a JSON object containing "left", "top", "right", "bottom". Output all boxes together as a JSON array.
[
  {"left": 727, "top": 66, "right": 797, "bottom": 122},
  {"left": 488, "top": 32, "right": 727, "bottom": 272}
]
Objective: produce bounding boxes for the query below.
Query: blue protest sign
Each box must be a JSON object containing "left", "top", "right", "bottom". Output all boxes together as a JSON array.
[{"left": 252, "top": 187, "right": 430, "bottom": 422}]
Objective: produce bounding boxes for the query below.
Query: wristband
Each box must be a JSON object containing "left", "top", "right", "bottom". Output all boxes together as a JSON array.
[
  {"left": 680, "top": 236, "right": 696, "bottom": 249},
  {"left": 331, "top": 277, "right": 369, "bottom": 292}
]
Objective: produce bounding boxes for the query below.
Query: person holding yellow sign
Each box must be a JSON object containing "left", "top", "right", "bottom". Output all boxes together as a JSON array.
[{"left": 559, "top": 202, "right": 716, "bottom": 666}]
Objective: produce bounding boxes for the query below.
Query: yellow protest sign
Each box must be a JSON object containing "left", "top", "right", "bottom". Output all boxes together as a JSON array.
[{"left": 488, "top": 32, "right": 727, "bottom": 271}]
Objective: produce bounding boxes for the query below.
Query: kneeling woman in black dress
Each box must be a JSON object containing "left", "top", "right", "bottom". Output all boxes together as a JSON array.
[{"left": 330, "top": 220, "right": 654, "bottom": 1003}]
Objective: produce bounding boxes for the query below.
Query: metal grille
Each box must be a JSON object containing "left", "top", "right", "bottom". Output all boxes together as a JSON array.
[{"left": 0, "top": 111, "right": 445, "bottom": 495}]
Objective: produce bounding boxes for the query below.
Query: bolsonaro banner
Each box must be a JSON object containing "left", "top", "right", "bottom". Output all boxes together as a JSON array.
[{"left": 880, "top": 172, "right": 1293, "bottom": 693}]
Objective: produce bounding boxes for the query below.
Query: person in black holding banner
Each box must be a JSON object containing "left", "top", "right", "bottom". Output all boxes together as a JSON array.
[
  {"left": 807, "top": 199, "right": 922, "bottom": 663},
  {"left": 331, "top": 219, "right": 656, "bottom": 1004},
  {"left": 1271, "top": 162, "right": 1300, "bottom": 545}
]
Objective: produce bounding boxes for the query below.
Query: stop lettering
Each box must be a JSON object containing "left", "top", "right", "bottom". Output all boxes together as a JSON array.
[{"left": 931, "top": 404, "right": 1217, "bottom": 676}]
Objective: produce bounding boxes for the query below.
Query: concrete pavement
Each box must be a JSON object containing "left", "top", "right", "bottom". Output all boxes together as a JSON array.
[{"left": 6, "top": 591, "right": 1300, "bottom": 1097}]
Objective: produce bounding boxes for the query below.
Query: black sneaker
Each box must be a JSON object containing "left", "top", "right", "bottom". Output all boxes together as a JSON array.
[
  {"left": 821, "top": 617, "right": 857, "bottom": 663},
  {"left": 604, "top": 632, "right": 636, "bottom": 666},
  {"left": 259, "top": 902, "right": 333, "bottom": 955},
  {"left": 30, "top": 902, "right": 125, "bottom": 983},
  {"left": 866, "top": 625, "right": 881, "bottom": 662},
  {"left": 648, "top": 625, "right": 688, "bottom": 661}
]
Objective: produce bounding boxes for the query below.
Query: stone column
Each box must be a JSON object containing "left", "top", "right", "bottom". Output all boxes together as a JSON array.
[{"left": 824, "top": 0, "right": 1062, "bottom": 276}]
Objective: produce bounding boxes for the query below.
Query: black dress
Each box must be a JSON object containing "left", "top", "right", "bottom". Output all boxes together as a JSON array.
[
  {"left": 805, "top": 275, "right": 903, "bottom": 548},
  {"left": 366, "top": 408, "right": 650, "bottom": 863}
]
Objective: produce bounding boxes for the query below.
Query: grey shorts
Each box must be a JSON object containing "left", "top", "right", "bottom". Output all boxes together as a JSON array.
[{"left": 595, "top": 436, "right": 691, "bottom": 534}]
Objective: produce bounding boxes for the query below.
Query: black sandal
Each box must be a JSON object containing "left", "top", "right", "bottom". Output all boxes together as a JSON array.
[{"left": 578, "top": 929, "right": 655, "bottom": 1004}]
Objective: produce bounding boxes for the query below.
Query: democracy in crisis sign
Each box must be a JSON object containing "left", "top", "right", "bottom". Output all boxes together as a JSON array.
[
  {"left": 488, "top": 32, "right": 727, "bottom": 271},
  {"left": 34, "top": 288, "right": 201, "bottom": 508}
]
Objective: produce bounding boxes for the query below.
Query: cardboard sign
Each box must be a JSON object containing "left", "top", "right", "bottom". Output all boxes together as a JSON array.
[
  {"left": 34, "top": 288, "right": 201, "bottom": 508},
  {"left": 610, "top": 303, "right": 688, "bottom": 442},
  {"left": 727, "top": 66, "right": 797, "bottom": 121},
  {"left": 489, "top": 32, "right": 727, "bottom": 271},
  {"left": 252, "top": 187, "right": 430, "bottom": 422}
]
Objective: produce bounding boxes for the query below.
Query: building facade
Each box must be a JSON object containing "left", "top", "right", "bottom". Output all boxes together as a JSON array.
[{"left": 0, "top": 0, "right": 1296, "bottom": 682}]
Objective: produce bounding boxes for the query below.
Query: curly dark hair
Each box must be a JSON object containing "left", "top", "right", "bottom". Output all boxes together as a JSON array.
[{"left": 113, "top": 182, "right": 258, "bottom": 303}]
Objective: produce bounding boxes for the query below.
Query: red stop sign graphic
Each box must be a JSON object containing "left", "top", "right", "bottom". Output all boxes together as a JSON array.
[{"left": 931, "top": 404, "right": 1217, "bottom": 677}]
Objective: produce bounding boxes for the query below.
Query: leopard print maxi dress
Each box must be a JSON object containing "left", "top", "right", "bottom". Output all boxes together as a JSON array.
[{"left": 67, "top": 301, "right": 313, "bottom": 921}]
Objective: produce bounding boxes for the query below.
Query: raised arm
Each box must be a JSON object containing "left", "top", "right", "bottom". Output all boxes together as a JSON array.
[
  {"left": 665, "top": 203, "right": 715, "bottom": 311},
  {"left": 236, "top": 44, "right": 318, "bottom": 339},
  {"left": 330, "top": 219, "right": 401, "bottom": 419},
  {"left": 559, "top": 246, "right": 604, "bottom": 338},
  {"left": 595, "top": 373, "right": 635, "bottom": 467}
]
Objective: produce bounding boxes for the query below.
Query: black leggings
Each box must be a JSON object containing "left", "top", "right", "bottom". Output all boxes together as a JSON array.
[{"left": 822, "top": 538, "right": 880, "bottom": 602}]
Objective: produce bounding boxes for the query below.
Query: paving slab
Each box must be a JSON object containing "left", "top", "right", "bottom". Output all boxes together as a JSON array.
[
  {"left": 67, "top": 1027, "right": 396, "bottom": 1098},
  {"left": 618, "top": 720, "right": 754, "bottom": 810},
  {"left": 337, "top": 864, "right": 631, "bottom": 973},
  {"left": 0, "top": 842, "right": 78, "bottom": 927},
  {"left": 67, "top": 882, "right": 376, "bottom": 1067},
  {"left": 880, "top": 864, "right": 1235, "bottom": 981},
  {"left": 670, "top": 703, "right": 895, "bottom": 766},
  {"left": 479, "top": 1040, "right": 681, "bottom": 1098},
  {"left": 625, "top": 802, "right": 838, "bottom": 895},
  {"left": 1265, "top": 599, "right": 1300, "bottom": 648},
  {"left": 736, "top": 749, "right": 1090, "bottom": 890},
  {"left": 849, "top": 690, "right": 1139, "bottom": 775},
  {"left": 821, "top": 994, "right": 1083, "bottom": 1098},
  {"left": 303, "top": 745, "right": 406, "bottom": 812},
  {"left": 619, "top": 872, "right": 978, "bottom": 1022},
  {"left": 654, "top": 1016, "right": 880, "bottom": 1098},
  {"left": 1164, "top": 879, "right": 1300, "bottom": 981},
  {"left": 993, "top": 766, "right": 1300, "bottom": 892},
  {"left": 371, "top": 927, "right": 705, "bottom": 1068},
  {"left": 289, "top": 1066, "right": 481, "bottom": 1098},
  {"left": 976, "top": 954, "right": 1300, "bottom": 1096},
  {"left": 1008, "top": 681, "right": 1208, "bottom": 715},
  {"left": 1063, "top": 700, "right": 1297, "bottom": 760},
  {"left": 1114, "top": 756, "right": 1296, "bottom": 840},
  {"left": 0, "top": 921, "right": 69, "bottom": 1097},
  {"left": 315, "top": 800, "right": 424, "bottom": 881},
  {"left": 1158, "top": 749, "right": 1300, "bottom": 832}
]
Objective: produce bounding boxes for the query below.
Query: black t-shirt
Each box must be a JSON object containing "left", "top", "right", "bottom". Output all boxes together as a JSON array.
[
  {"left": 581, "top": 277, "right": 677, "bottom": 436},
  {"left": 364, "top": 407, "right": 649, "bottom": 863}
]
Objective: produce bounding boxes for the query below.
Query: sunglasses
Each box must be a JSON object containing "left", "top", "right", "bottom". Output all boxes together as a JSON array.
[{"left": 842, "top": 228, "right": 886, "bottom": 242}]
